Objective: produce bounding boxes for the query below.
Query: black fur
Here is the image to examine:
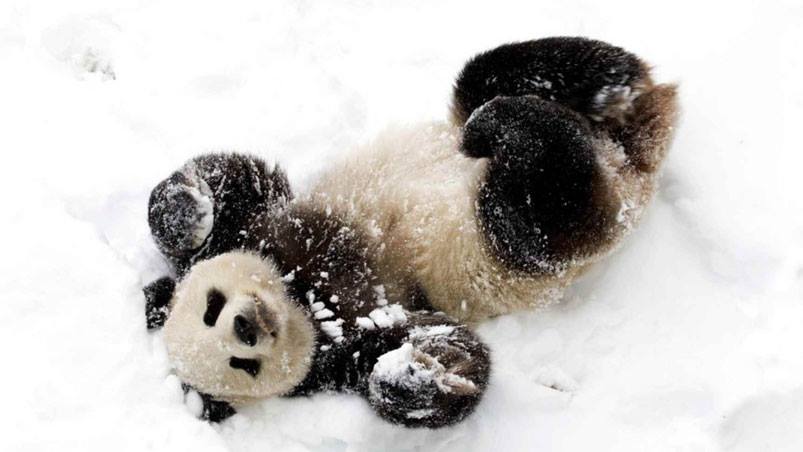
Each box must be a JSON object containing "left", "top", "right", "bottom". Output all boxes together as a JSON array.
[
  {"left": 203, "top": 288, "right": 226, "bottom": 327},
  {"left": 290, "top": 311, "right": 490, "bottom": 429},
  {"left": 199, "top": 393, "right": 237, "bottom": 422},
  {"left": 143, "top": 276, "right": 175, "bottom": 330},
  {"left": 148, "top": 153, "right": 291, "bottom": 274},
  {"left": 453, "top": 38, "right": 642, "bottom": 273},
  {"left": 181, "top": 384, "right": 237, "bottom": 423},
  {"left": 463, "top": 96, "right": 616, "bottom": 273},
  {"left": 255, "top": 204, "right": 394, "bottom": 329},
  {"left": 148, "top": 154, "right": 491, "bottom": 428},
  {"left": 452, "top": 37, "right": 647, "bottom": 125}
]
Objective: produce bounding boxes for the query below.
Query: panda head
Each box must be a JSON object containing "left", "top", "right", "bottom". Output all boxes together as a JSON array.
[{"left": 159, "top": 252, "right": 315, "bottom": 404}]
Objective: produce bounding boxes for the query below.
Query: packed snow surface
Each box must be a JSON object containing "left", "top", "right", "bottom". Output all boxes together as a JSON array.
[{"left": 1, "top": 0, "right": 802, "bottom": 451}]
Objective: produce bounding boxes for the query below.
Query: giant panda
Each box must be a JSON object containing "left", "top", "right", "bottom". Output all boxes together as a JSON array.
[
  {"left": 302, "top": 36, "right": 677, "bottom": 322},
  {"left": 144, "top": 155, "right": 492, "bottom": 427},
  {"left": 143, "top": 37, "right": 677, "bottom": 427}
]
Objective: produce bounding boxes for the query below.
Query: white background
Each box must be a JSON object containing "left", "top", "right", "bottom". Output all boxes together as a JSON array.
[{"left": 1, "top": 0, "right": 801, "bottom": 450}]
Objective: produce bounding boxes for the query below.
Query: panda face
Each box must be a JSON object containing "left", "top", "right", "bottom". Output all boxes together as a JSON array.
[{"left": 163, "top": 252, "right": 315, "bottom": 404}]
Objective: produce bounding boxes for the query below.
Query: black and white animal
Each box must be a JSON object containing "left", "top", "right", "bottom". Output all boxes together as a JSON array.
[
  {"left": 145, "top": 156, "right": 492, "bottom": 427},
  {"left": 143, "top": 37, "right": 677, "bottom": 427}
]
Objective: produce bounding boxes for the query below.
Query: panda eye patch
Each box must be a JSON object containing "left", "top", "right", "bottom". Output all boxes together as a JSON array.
[
  {"left": 229, "top": 357, "right": 261, "bottom": 378},
  {"left": 204, "top": 288, "right": 227, "bottom": 327}
]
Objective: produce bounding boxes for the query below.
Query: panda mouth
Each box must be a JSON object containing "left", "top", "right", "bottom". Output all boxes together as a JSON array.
[{"left": 229, "top": 356, "right": 261, "bottom": 378}]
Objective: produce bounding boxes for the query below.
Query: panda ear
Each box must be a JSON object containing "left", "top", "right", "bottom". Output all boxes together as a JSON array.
[{"left": 143, "top": 276, "right": 176, "bottom": 330}]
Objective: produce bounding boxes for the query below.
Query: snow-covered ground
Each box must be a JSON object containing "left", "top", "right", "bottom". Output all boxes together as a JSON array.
[{"left": 1, "top": 0, "right": 801, "bottom": 450}]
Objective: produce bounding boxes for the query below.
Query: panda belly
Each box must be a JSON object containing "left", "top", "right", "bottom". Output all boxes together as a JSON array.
[{"left": 308, "top": 122, "right": 577, "bottom": 323}]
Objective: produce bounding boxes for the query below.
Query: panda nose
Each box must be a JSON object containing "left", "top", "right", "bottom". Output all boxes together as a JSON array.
[{"left": 233, "top": 315, "right": 258, "bottom": 347}]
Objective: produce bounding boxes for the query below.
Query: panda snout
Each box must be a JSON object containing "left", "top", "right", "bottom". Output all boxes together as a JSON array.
[
  {"left": 233, "top": 302, "right": 279, "bottom": 347},
  {"left": 233, "top": 314, "right": 258, "bottom": 347}
]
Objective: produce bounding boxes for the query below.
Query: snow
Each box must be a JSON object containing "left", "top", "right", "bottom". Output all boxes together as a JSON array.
[
  {"left": 369, "top": 304, "right": 408, "bottom": 328},
  {"left": 372, "top": 343, "right": 433, "bottom": 386},
  {"left": 369, "top": 309, "right": 395, "bottom": 329},
  {"left": 313, "top": 308, "right": 335, "bottom": 320},
  {"left": 0, "top": 0, "right": 801, "bottom": 451},
  {"left": 409, "top": 325, "right": 456, "bottom": 339},
  {"left": 373, "top": 285, "right": 388, "bottom": 306},
  {"left": 406, "top": 409, "right": 435, "bottom": 420},
  {"left": 370, "top": 342, "right": 477, "bottom": 398},
  {"left": 320, "top": 319, "right": 345, "bottom": 340},
  {"left": 355, "top": 316, "right": 376, "bottom": 331}
]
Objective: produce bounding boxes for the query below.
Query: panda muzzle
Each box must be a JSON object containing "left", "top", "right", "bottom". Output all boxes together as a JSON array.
[
  {"left": 233, "top": 314, "right": 259, "bottom": 346},
  {"left": 233, "top": 301, "right": 279, "bottom": 347}
]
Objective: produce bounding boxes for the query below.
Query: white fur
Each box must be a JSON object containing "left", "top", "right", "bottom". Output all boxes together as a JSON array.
[
  {"left": 164, "top": 252, "right": 315, "bottom": 405},
  {"left": 306, "top": 121, "right": 664, "bottom": 322}
]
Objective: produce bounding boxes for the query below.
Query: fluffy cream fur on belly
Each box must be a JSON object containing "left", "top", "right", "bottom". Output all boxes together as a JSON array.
[{"left": 306, "top": 122, "right": 583, "bottom": 322}]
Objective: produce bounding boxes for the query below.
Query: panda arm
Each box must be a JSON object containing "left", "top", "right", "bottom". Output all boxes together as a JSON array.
[
  {"left": 359, "top": 312, "right": 490, "bottom": 428},
  {"left": 286, "top": 311, "right": 490, "bottom": 428},
  {"left": 148, "top": 153, "right": 291, "bottom": 273}
]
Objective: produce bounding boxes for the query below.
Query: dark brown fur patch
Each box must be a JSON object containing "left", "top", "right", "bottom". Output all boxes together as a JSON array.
[
  {"left": 255, "top": 203, "right": 389, "bottom": 326},
  {"left": 464, "top": 96, "right": 619, "bottom": 274}
]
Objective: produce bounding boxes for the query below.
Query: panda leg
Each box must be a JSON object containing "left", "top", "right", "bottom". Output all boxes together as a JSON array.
[
  {"left": 148, "top": 153, "right": 291, "bottom": 272},
  {"left": 462, "top": 95, "right": 619, "bottom": 274},
  {"left": 451, "top": 37, "right": 650, "bottom": 126}
]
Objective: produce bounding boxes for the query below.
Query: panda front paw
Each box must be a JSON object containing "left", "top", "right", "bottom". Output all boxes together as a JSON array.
[
  {"left": 148, "top": 165, "right": 215, "bottom": 255},
  {"left": 367, "top": 343, "right": 480, "bottom": 428}
]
